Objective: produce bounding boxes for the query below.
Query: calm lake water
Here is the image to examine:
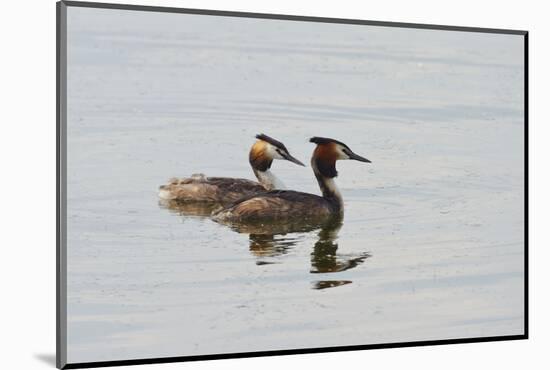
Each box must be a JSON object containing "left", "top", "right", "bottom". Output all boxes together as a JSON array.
[{"left": 66, "top": 7, "right": 525, "bottom": 363}]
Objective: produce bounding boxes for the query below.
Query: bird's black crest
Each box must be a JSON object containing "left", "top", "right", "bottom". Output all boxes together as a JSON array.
[
  {"left": 256, "top": 134, "right": 288, "bottom": 152},
  {"left": 309, "top": 137, "right": 350, "bottom": 150}
]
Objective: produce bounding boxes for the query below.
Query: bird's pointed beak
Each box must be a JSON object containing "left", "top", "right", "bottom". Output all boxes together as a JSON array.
[
  {"left": 283, "top": 152, "right": 306, "bottom": 166},
  {"left": 348, "top": 150, "right": 371, "bottom": 163}
]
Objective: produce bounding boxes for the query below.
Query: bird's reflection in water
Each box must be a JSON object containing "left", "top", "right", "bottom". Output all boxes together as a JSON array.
[
  {"left": 226, "top": 217, "right": 371, "bottom": 290},
  {"left": 310, "top": 223, "right": 371, "bottom": 273},
  {"left": 312, "top": 280, "right": 352, "bottom": 289},
  {"left": 249, "top": 234, "right": 298, "bottom": 260},
  {"left": 309, "top": 221, "right": 370, "bottom": 290},
  {"left": 229, "top": 220, "right": 320, "bottom": 261},
  {"left": 159, "top": 201, "right": 370, "bottom": 290},
  {"left": 158, "top": 199, "right": 223, "bottom": 218}
]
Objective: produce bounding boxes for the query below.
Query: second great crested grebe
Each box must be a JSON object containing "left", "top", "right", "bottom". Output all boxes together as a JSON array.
[
  {"left": 212, "top": 137, "right": 371, "bottom": 223},
  {"left": 158, "top": 134, "right": 304, "bottom": 204}
]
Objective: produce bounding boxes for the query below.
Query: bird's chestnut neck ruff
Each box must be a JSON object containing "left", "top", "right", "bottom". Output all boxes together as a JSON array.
[
  {"left": 249, "top": 140, "right": 274, "bottom": 172},
  {"left": 312, "top": 143, "right": 339, "bottom": 178}
]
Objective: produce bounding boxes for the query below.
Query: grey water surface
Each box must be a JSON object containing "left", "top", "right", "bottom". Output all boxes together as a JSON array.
[{"left": 66, "top": 7, "right": 525, "bottom": 363}]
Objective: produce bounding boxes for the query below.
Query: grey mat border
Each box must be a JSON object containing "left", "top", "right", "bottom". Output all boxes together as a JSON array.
[
  {"left": 57, "top": 1, "right": 68, "bottom": 368},
  {"left": 62, "top": 0, "right": 527, "bottom": 34}
]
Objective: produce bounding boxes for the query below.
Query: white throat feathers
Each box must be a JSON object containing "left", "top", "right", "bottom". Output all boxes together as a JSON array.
[{"left": 254, "top": 169, "right": 285, "bottom": 190}]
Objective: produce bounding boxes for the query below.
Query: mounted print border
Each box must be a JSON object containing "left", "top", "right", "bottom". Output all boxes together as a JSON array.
[{"left": 57, "top": 1, "right": 528, "bottom": 369}]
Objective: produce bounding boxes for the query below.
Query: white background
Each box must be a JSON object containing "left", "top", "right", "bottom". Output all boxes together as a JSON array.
[{"left": 0, "top": 0, "right": 545, "bottom": 369}]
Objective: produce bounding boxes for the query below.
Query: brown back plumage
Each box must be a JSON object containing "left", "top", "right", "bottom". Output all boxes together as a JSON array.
[
  {"left": 159, "top": 175, "right": 267, "bottom": 204},
  {"left": 212, "top": 190, "right": 336, "bottom": 223}
]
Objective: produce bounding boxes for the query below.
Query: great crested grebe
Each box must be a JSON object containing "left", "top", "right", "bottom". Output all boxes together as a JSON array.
[
  {"left": 212, "top": 137, "right": 371, "bottom": 222},
  {"left": 158, "top": 134, "right": 304, "bottom": 204}
]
